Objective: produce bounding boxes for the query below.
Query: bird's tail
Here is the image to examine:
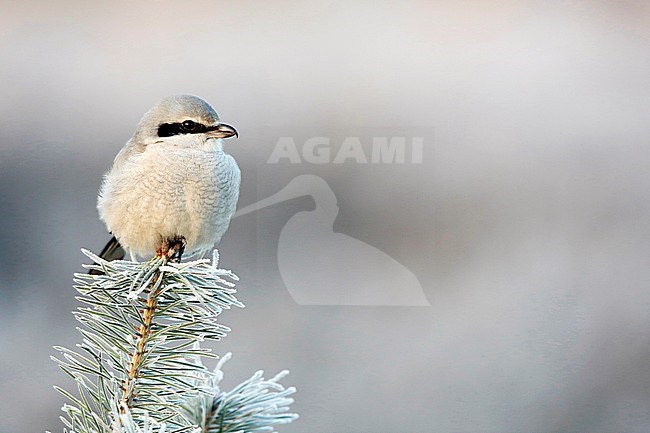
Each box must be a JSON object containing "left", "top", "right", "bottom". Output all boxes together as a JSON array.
[{"left": 89, "top": 235, "right": 126, "bottom": 275}]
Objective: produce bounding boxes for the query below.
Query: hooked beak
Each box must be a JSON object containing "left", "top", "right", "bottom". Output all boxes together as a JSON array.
[{"left": 206, "top": 122, "right": 239, "bottom": 139}]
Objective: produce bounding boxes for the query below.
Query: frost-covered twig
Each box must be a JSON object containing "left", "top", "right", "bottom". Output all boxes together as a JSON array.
[{"left": 51, "top": 250, "right": 298, "bottom": 433}]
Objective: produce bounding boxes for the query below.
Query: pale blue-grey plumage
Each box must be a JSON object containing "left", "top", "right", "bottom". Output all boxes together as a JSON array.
[{"left": 97, "top": 95, "right": 240, "bottom": 260}]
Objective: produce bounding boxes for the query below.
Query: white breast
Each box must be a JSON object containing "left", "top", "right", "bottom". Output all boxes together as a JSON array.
[{"left": 97, "top": 141, "right": 240, "bottom": 258}]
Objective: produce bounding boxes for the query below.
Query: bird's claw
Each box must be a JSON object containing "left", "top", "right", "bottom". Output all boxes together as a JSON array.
[{"left": 157, "top": 236, "right": 186, "bottom": 263}]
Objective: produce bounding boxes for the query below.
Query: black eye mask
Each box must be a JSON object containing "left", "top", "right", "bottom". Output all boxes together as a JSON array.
[{"left": 157, "top": 120, "right": 209, "bottom": 137}]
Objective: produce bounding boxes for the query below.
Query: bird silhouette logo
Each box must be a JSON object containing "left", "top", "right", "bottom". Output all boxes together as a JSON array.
[{"left": 235, "top": 175, "right": 430, "bottom": 306}]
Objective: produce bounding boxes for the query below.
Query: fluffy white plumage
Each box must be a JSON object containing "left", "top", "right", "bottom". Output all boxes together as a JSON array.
[{"left": 97, "top": 95, "right": 240, "bottom": 260}]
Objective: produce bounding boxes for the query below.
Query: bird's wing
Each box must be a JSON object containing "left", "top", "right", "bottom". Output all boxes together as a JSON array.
[{"left": 88, "top": 236, "right": 126, "bottom": 275}]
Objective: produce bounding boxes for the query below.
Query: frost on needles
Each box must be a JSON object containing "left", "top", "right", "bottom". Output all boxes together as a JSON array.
[{"left": 51, "top": 249, "right": 298, "bottom": 433}]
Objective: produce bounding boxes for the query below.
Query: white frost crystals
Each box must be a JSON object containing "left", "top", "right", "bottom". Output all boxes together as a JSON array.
[
  {"left": 181, "top": 353, "right": 298, "bottom": 433},
  {"left": 50, "top": 249, "right": 298, "bottom": 433}
]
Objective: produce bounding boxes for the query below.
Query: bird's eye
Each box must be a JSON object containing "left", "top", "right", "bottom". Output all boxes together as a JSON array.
[{"left": 181, "top": 120, "right": 197, "bottom": 131}]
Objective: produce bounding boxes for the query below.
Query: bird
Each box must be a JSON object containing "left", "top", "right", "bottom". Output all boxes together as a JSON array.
[
  {"left": 93, "top": 94, "right": 240, "bottom": 270},
  {"left": 234, "top": 175, "right": 429, "bottom": 305}
]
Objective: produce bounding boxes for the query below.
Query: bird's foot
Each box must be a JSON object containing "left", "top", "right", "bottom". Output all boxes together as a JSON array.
[{"left": 156, "top": 236, "right": 186, "bottom": 263}]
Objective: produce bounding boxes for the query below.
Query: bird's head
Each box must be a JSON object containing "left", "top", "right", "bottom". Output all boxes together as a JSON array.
[{"left": 132, "top": 95, "right": 238, "bottom": 148}]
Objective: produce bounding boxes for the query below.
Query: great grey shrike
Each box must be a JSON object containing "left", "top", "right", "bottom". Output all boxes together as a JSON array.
[{"left": 95, "top": 95, "right": 240, "bottom": 264}]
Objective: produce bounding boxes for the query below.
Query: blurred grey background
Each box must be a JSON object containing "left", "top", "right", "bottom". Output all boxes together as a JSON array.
[{"left": 2, "top": 1, "right": 650, "bottom": 432}]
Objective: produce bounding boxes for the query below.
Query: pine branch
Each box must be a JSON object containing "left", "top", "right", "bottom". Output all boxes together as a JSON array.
[
  {"left": 53, "top": 251, "right": 242, "bottom": 432},
  {"left": 52, "top": 249, "right": 298, "bottom": 433},
  {"left": 181, "top": 353, "right": 298, "bottom": 433},
  {"left": 121, "top": 270, "right": 162, "bottom": 412}
]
